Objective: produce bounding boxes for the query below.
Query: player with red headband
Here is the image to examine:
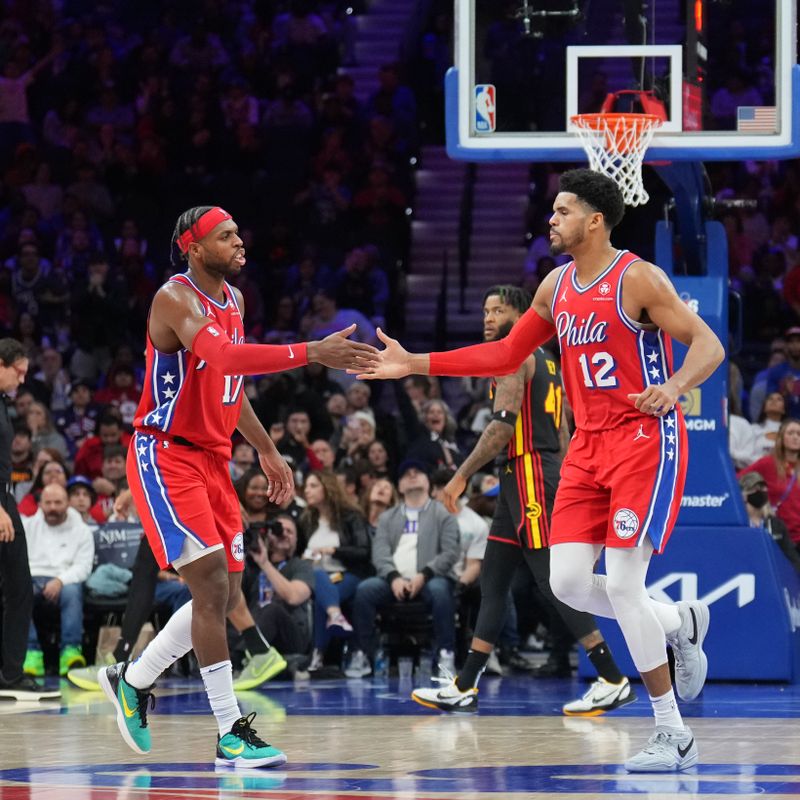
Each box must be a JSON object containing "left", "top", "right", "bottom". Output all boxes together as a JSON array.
[
  {"left": 355, "top": 170, "right": 725, "bottom": 773},
  {"left": 99, "top": 205, "right": 378, "bottom": 768}
]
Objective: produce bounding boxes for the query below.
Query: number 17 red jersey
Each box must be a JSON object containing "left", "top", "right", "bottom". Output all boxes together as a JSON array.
[{"left": 132, "top": 274, "right": 245, "bottom": 459}]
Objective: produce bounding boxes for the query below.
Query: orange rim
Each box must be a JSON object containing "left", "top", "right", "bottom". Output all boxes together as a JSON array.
[
  {"left": 571, "top": 113, "right": 662, "bottom": 156},
  {"left": 570, "top": 112, "right": 663, "bottom": 130}
]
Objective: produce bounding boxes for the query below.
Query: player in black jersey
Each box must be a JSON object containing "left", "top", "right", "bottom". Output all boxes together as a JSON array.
[{"left": 411, "top": 286, "right": 635, "bottom": 716}]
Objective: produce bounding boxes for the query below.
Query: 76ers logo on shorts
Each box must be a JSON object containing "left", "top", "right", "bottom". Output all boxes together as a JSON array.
[
  {"left": 231, "top": 532, "right": 245, "bottom": 562},
  {"left": 613, "top": 508, "right": 639, "bottom": 539},
  {"left": 475, "top": 85, "right": 496, "bottom": 132}
]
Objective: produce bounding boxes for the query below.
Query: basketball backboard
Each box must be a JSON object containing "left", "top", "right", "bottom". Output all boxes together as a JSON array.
[{"left": 448, "top": 0, "right": 799, "bottom": 161}]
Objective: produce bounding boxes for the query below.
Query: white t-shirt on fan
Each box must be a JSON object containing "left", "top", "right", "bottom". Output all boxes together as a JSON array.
[{"left": 393, "top": 506, "right": 421, "bottom": 579}]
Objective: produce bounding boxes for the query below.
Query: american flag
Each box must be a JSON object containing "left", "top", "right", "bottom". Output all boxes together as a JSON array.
[{"left": 737, "top": 106, "right": 778, "bottom": 133}]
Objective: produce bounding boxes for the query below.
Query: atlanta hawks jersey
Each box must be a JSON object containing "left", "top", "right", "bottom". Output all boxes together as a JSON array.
[
  {"left": 490, "top": 347, "right": 562, "bottom": 458},
  {"left": 133, "top": 274, "right": 245, "bottom": 458},
  {"left": 550, "top": 249, "right": 682, "bottom": 432}
]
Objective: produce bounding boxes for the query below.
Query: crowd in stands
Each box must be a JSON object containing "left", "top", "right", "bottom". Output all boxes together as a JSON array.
[{"left": 2, "top": 0, "right": 800, "bottom": 684}]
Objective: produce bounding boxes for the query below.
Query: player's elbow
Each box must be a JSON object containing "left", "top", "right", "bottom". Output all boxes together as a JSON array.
[{"left": 709, "top": 337, "right": 726, "bottom": 370}]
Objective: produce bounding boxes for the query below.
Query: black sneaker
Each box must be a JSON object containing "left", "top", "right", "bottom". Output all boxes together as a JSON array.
[{"left": 0, "top": 673, "right": 61, "bottom": 701}]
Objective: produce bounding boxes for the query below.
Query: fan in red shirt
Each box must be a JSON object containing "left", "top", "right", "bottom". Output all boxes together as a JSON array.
[
  {"left": 73, "top": 413, "right": 131, "bottom": 479},
  {"left": 94, "top": 364, "right": 142, "bottom": 426}
]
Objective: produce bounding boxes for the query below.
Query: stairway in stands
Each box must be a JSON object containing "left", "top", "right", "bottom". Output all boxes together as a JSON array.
[
  {"left": 404, "top": 154, "right": 529, "bottom": 352},
  {"left": 347, "top": 0, "right": 417, "bottom": 103}
]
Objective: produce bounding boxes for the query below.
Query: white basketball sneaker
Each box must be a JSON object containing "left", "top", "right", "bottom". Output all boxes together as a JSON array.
[
  {"left": 562, "top": 677, "right": 637, "bottom": 716},
  {"left": 411, "top": 676, "right": 478, "bottom": 713},
  {"left": 624, "top": 726, "right": 698, "bottom": 772},
  {"left": 667, "top": 601, "right": 710, "bottom": 701}
]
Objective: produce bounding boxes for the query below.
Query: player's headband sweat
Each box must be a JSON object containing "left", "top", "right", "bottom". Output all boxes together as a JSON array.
[{"left": 176, "top": 207, "right": 232, "bottom": 254}]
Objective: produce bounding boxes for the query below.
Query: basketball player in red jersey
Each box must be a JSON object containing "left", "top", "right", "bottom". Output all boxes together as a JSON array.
[
  {"left": 412, "top": 285, "right": 635, "bottom": 718},
  {"left": 355, "top": 170, "right": 725, "bottom": 773},
  {"left": 98, "top": 205, "right": 378, "bottom": 768}
]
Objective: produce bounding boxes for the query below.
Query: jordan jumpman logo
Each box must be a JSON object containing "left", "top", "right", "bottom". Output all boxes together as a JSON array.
[{"left": 633, "top": 424, "right": 650, "bottom": 441}]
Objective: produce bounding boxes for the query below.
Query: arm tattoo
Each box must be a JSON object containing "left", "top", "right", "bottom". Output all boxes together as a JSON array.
[{"left": 456, "top": 366, "right": 526, "bottom": 480}]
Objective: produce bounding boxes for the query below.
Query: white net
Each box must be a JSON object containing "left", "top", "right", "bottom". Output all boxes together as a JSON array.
[{"left": 570, "top": 114, "right": 663, "bottom": 207}]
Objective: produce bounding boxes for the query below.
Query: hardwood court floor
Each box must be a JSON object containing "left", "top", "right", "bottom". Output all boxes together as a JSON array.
[{"left": 0, "top": 674, "right": 798, "bottom": 799}]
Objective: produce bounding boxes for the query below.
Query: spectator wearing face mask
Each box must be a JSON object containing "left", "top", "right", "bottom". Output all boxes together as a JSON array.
[{"left": 739, "top": 472, "right": 800, "bottom": 575}]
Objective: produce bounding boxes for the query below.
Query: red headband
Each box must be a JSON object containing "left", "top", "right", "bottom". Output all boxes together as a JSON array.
[{"left": 176, "top": 207, "right": 233, "bottom": 254}]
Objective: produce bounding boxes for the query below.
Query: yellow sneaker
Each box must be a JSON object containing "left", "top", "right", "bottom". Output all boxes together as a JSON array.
[
  {"left": 23, "top": 649, "right": 44, "bottom": 677},
  {"left": 233, "top": 649, "right": 287, "bottom": 691},
  {"left": 67, "top": 652, "right": 116, "bottom": 690},
  {"left": 59, "top": 645, "right": 86, "bottom": 676}
]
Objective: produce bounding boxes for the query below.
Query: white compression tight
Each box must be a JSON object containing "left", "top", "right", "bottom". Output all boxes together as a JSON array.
[
  {"left": 549, "top": 542, "right": 682, "bottom": 673},
  {"left": 126, "top": 600, "right": 194, "bottom": 688}
]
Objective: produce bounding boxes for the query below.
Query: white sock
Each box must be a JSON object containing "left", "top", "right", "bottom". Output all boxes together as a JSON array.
[
  {"left": 649, "top": 688, "right": 684, "bottom": 730},
  {"left": 200, "top": 660, "right": 241, "bottom": 736},
  {"left": 126, "top": 601, "right": 194, "bottom": 689}
]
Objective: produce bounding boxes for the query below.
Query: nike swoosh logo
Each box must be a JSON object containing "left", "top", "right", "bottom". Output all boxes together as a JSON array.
[
  {"left": 121, "top": 690, "right": 137, "bottom": 719},
  {"left": 687, "top": 608, "right": 698, "bottom": 645},
  {"left": 221, "top": 742, "right": 245, "bottom": 755},
  {"left": 677, "top": 738, "right": 694, "bottom": 758},
  {"left": 288, "top": 345, "right": 295, "bottom": 359}
]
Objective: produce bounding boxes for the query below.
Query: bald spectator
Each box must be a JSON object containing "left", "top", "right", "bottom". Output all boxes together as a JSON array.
[{"left": 23, "top": 484, "right": 94, "bottom": 677}]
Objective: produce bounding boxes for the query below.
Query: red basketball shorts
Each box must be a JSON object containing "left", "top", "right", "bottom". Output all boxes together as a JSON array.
[
  {"left": 127, "top": 432, "right": 245, "bottom": 571},
  {"left": 550, "top": 411, "right": 688, "bottom": 553}
]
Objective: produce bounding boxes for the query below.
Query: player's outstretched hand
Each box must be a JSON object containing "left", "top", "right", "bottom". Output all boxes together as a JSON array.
[
  {"left": 307, "top": 324, "right": 379, "bottom": 371},
  {"left": 259, "top": 450, "right": 295, "bottom": 506},
  {"left": 348, "top": 327, "right": 412, "bottom": 380}
]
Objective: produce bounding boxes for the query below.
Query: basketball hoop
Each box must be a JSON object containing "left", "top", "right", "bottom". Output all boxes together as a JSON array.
[{"left": 570, "top": 112, "right": 663, "bottom": 207}]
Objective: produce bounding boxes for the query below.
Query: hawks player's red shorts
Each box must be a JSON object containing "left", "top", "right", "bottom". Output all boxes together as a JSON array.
[
  {"left": 127, "top": 432, "right": 245, "bottom": 571},
  {"left": 549, "top": 411, "right": 688, "bottom": 553}
]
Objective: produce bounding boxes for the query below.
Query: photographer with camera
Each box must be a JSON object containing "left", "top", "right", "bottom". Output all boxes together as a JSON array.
[{"left": 235, "top": 514, "right": 315, "bottom": 660}]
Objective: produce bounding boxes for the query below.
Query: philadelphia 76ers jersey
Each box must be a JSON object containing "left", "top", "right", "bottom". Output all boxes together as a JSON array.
[
  {"left": 550, "top": 249, "right": 682, "bottom": 432},
  {"left": 133, "top": 274, "right": 245, "bottom": 458}
]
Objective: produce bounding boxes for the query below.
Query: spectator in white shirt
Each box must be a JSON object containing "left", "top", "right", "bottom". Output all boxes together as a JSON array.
[{"left": 23, "top": 484, "right": 94, "bottom": 677}]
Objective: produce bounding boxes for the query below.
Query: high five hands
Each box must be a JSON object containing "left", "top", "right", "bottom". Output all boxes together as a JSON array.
[
  {"left": 307, "top": 324, "right": 381, "bottom": 371},
  {"left": 348, "top": 328, "right": 412, "bottom": 380}
]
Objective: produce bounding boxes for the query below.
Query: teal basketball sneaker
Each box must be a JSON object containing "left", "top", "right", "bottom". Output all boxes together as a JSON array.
[
  {"left": 98, "top": 662, "right": 155, "bottom": 755},
  {"left": 215, "top": 712, "right": 287, "bottom": 768}
]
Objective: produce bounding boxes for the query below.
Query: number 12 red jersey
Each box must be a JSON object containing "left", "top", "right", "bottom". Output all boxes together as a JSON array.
[{"left": 550, "top": 249, "right": 681, "bottom": 432}]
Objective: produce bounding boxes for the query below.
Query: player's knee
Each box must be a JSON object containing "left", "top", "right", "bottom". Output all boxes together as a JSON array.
[
  {"left": 549, "top": 570, "right": 588, "bottom": 609},
  {"left": 187, "top": 564, "right": 230, "bottom": 613}
]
